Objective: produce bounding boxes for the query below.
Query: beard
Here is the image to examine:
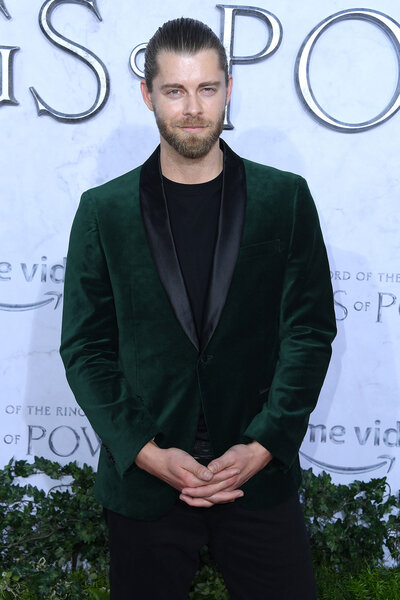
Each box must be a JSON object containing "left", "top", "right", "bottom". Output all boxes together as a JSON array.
[{"left": 153, "top": 107, "right": 225, "bottom": 159}]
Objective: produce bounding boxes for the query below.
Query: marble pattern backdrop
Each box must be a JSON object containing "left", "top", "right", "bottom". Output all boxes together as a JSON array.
[{"left": 1, "top": 0, "right": 399, "bottom": 489}]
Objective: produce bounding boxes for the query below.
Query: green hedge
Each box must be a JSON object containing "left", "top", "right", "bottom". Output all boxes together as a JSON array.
[{"left": 0, "top": 457, "right": 399, "bottom": 599}]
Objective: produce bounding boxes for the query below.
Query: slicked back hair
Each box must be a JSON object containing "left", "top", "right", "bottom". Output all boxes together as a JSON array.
[{"left": 144, "top": 17, "right": 229, "bottom": 91}]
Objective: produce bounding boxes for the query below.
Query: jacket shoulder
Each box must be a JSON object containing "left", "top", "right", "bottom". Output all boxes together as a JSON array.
[
  {"left": 241, "top": 157, "right": 317, "bottom": 232},
  {"left": 243, "top": 157, "right": 302, "bottom": 191},
  {"left": 82, "top": 165, "right": 142, "bottom": 209}
]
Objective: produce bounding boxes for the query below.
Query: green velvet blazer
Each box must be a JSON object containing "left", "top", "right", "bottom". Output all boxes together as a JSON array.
[{"left": 60, "top": 140, "right": 336, "bottom": 520}]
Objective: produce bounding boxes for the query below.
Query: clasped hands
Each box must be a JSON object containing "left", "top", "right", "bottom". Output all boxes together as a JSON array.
[{"left": 135, "top": 440, "right": 273, "bottom": 508}]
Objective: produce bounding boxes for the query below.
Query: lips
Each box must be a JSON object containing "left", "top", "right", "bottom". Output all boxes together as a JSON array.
[
  {"left": 178, "top": 124, "right": 210, "bottom": 134},
  {"left": 175, "top": 121, "right": 210, "bottom": 128},
  {"left": 181, "top": 126, "right": 205, "bottom": 131}
]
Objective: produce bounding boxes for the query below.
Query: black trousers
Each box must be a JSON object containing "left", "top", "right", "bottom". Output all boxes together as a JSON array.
[{"left": 104, "top": 494, "right": 316, "bottom": 600}]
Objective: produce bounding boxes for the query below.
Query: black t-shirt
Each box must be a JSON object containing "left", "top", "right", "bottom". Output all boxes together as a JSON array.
[{"left": 163, "top": 172, "right": 223, "bottom": 460}]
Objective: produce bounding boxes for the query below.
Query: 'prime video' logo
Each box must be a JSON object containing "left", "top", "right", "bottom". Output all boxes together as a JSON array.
[
  {"left": 301, "top": 421, "right": 399, "bottom": 475},
  {"left": 0, "top": 257, "right": 65, "bottom": 311}
]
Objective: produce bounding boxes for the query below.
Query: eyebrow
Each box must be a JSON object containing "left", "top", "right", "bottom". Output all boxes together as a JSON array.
[{"left": 160, "top": 81, "right": 222, "bottom": 91}]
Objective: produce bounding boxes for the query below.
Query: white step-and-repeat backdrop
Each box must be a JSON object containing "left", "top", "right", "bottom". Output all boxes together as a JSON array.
[{"left": 1, "top": 0, "right": 400, "bottom": 489}]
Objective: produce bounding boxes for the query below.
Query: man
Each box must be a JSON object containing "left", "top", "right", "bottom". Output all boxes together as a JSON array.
[{"left": 60, "top": 17, "right": 336, "bottom": 600}]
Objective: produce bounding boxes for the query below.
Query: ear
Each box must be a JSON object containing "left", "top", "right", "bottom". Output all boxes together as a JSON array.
[
  {"left": 140, "top": 79, "right": 154, "bottom": 112},
  {"left": 225, "top": 74, "right": 233, "bottom": 106}
]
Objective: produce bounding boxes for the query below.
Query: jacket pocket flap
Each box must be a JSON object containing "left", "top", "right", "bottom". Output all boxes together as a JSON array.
[{"left": 239, "top": 239, "right": 281, "bottom": 259}]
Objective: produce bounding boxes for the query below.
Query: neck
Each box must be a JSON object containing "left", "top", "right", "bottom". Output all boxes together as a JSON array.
[{"left": 159, "top": 139, "right": 223, "bottom": 184}]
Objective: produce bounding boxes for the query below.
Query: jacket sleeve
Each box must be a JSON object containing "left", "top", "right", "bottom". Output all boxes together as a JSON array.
[
  {"left": 243, "top": 176, "right": 336, "bottom": 469},
  {"left": 60, "top": 190, "right": 160, "bottom": 478}
]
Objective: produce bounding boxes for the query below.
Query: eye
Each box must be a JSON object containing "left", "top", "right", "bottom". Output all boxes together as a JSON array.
[
  {"left": 167, "top": 89, "right": 183, "bottom": 97},
  {"left": 202, "top": 87, "right": 216, "bottom": 96}
]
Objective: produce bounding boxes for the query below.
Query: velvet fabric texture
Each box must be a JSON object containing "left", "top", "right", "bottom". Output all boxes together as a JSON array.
[{"left": 60, "top": 141, "right": 336, "bottom": 520}]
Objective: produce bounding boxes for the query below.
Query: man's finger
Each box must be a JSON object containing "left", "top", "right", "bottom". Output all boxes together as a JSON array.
[
  {"left": 206, "top": 490, "right": 244, "bottom": 503},
  {"left": 182, "top": 456, "right": 214, "bottom": 481},
  {"left": 179, "top": 494, "right": 214, "bottom": 508},
  {"left": 207, "top": 452, "right": 235, "bottom": 474},
  {"left": 210, "top": 467, "right": 240, "bottom": 482},
  {"left": 180, "top": 489, "right": 243, "bottom": 507},
  {"left": 181, "top": 474, "right": 239, "bottom": 497},
  {"left": 186, "top": 467, "right": 240, "bottom": 484},
  {"left": 179, "top": 490, "right": 244, "bottom": 508}
]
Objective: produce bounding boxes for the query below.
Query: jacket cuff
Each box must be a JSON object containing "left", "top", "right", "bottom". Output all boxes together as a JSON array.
[
  {"left": 103, "top": 417, "right": 161, "bottom": 479},
  {"left": 242, "top": 413, "right": 299, "bottom": 473}
]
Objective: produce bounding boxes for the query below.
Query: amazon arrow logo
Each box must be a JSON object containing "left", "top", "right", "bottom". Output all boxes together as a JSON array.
[
  {"left": 0, "top": 291, "right": 62, "bottom": 311},
  {"left": 300, "top": 451, "right": 395, "bottom": 475}
]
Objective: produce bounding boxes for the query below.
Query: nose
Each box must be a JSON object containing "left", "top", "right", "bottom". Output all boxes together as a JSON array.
[{"left": 183, "top": 92, "right": 202, "bottom": 117}]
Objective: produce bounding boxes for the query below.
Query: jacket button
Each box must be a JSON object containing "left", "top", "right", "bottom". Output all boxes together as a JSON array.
[{"left": 200, "top": 354, "right": 214, "bottom": 363}]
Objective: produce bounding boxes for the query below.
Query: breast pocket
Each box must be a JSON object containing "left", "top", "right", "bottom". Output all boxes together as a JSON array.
[{"left": 239, "top": 239, "right": 282, "bottom": 259}]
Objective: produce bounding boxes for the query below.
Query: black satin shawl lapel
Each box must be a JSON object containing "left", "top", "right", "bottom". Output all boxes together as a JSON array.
[
  {"left": 201, "top": 140, "right": 246, "bottom": 352},
  {"left": 139, "top": 147, "right": 200, "bottom": 351}
]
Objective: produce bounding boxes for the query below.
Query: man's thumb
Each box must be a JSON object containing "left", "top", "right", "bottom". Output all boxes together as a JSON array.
[{"left": 200, "top": 468, "right": 213, "bottom": 481}]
